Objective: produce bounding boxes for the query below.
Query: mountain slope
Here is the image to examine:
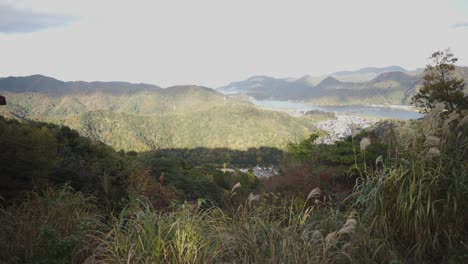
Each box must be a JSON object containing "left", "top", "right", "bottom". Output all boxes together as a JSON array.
[{"left": 60, "top": 105, "right": 314, "bottom": 151}]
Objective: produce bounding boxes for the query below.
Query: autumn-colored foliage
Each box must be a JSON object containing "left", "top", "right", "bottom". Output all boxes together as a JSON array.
[{"left": 127, "top": 168, "right": 180, "bottom": 209}]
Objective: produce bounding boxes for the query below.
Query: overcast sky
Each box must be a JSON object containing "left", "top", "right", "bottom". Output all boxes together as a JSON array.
[{"left": 0, "top": 0, "right": 467, "bottom": 88}]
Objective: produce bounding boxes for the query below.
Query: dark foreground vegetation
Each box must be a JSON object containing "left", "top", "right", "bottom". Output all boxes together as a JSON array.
[{"left": 0, "top": 105, "right": 467, "bottom": 263}]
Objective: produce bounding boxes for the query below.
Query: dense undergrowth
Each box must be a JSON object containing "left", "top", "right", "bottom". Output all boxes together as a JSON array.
[{"left": 0, "top": 107, "right": 467, "bottom": 263}]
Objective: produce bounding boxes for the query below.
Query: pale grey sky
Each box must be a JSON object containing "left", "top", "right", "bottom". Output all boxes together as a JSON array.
[{"left": 0, "top": 0, "right": 467, "bottom": 87}]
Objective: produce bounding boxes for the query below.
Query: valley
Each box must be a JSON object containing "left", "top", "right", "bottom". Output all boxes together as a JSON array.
[
  {"left": 1, "top": 1, "right": 468, "bottom": 262},
  {"left": 1, "top": 64, "right": 467, "bottom": 264},
  {"left": 2, "top": 67, "right": 461, "bottom": 152},
  {"left": 0, "top": 75, "right": 318, "bottom": 151}
]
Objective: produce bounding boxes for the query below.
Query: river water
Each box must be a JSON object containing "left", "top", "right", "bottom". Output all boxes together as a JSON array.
[{"left": 248, "top": 98, "right": 423, "bottom": 120}]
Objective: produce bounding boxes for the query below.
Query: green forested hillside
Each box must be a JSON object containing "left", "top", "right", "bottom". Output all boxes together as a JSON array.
[
  {"left": 60, "top": 104, "right": 315, "bottom": 151},
  {"left": 0, "top": 115, "right": 271, "bottom": 205},
  {"left": 0, "top": 75, "right": 318, "bottom": 150}
]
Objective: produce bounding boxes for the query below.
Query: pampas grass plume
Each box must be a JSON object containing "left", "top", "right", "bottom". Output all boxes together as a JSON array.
[
  {"left": 360, "top": 137, "right": 371, "bottom": 151},
  {"left": 307, "top": 187, "right": 321, "bottom": 200}
]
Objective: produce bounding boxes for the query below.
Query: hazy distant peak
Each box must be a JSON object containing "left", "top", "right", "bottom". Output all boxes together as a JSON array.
[
  {"left": 367, "top": 71, "right": 414, "bottom": 83},
  {"left": 165, "top": 84, "right": 213, "bottom": 90},
  {"left": 7, "top": 74, "right": 62, "bottom": 83},
  {"left": 332, "top": 66, "right": 406, "bottom": 76},
  {"left": 295, "top": 75, "right": 313, "bottom": 82},
  {"left": 247, "top": 76, "right": 275, "bottom": 82},
  {"left": 317, "top": 76, "right": 342, "bottom": 86},
  {"left": 0, "top": 74, "right": 64, "bottom": 93},
  {"left": 164, "top": 85, "right": 222, "bottom": 96}
]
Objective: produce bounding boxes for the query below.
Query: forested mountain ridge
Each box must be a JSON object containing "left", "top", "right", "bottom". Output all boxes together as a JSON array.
[
  {"left": 0, "top": 74, "right": 162, "bottom": 94},
  {"left": 0, "top": 75, "right": 319, "bottom": 151},
  {"left": 0, "top": 75, "right": 235, "bottom": 118}
]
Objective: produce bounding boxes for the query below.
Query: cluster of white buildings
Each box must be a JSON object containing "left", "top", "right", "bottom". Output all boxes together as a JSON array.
[
  {"left": 252, "top": 165, "right": 279, "bottom": 178},
  {"left": 218, "top": 166, "right": 279, "bottom": 178},
  {"left": 316, "top": 113, "right": 377, "bottom": 144}
]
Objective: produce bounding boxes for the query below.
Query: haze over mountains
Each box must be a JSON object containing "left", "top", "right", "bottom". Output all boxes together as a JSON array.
[
  {"left": 300, "top": 66, "right": 409, "bottom": 85},
  {"left": 219, "top": 66, "right": 468, "bottom": 105}
]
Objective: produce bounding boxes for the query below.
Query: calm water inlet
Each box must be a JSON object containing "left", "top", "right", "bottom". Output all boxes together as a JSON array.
[{"left": 249, "top": 98, "right": 423, "bottom": 120}]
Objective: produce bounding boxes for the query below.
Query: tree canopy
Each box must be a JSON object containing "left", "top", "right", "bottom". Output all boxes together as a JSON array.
[{"left": 411, "top": 49, "right": 467, "bottom": 113}]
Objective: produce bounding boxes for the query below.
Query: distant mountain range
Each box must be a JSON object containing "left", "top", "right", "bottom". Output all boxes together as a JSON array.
[
  {"left": 0, "top": 75, "right": 319, "bottom": 151},
  {"left": 218, "top": 66, "right": 468, "bottom": 105}
]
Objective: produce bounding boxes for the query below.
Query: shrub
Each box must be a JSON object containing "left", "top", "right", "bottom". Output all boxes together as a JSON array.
[{"left": 127, "top": 167, "right": 180, "bottom": 209}]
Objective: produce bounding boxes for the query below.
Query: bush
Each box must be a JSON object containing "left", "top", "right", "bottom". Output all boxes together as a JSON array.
[{"left": 127, "top": 167, "right": 180, "bottom": 209}]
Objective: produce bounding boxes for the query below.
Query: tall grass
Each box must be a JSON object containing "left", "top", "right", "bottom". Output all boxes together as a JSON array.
[
  {"left": 355, "top": 108, "right": 468, "bottom": 262},
  {"left": 0, "top": 181, "right": 401, "bottom": 263},
  {"left": 0, "top": 186, "right": 103, "bottom": 264},
  {"left": 86, "top": 196, "right": 220, "bottom": 263},
  {"left": 86, "top": 189, "right": 397, "bottom": 263}
]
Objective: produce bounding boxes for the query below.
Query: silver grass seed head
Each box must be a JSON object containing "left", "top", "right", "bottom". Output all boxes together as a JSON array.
[
  {"left": 342, "top": 242, "right": 353, "bottom": 251},
  {"left": 426, "top": 147, "right": 441, "bottom": 159},
  {"left": 301, "top": 229, "right": 323, "bottom": 243},
  {"left": 311, "top": 230, "right": 323, "bottom": 243},
  {"left": 444, "top": 113, "right": 460, "bottom": 127},
  {"left": 375, "top": 155, "right": 383, "bottom": 166},
  {"left": 231, "top": 182, "right": 241, "bottom": 193},
  {"left": 325, "top": 231, "right": 338, "bottom": 245},
  {"left": 424, "top": 135, "right": 440, "bottom": 147},
  {"left": 307, "top": 187, "right": 322, "bottom": 200},
  {"left": 360, "top": 137, "right": 371, "bottom": 151},
  {"left": 350, "top": 124, "right": 357, "bottom": 137},
  {"left": 338, "top": 218, "right": 357, "bottom": 236},
  {"left": 456, "top": 115, "right": 468, "bottom": 129},
  {"left": 425, "top": 103, "right": 446, "bottom": 119},
  {"left": 247, "top": 193, "right": 260, "bottom": 205}
]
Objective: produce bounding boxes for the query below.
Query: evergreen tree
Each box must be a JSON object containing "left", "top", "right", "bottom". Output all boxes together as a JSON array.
[{"left": 411, "top": 49, "right": 467, "bottom": 113}]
